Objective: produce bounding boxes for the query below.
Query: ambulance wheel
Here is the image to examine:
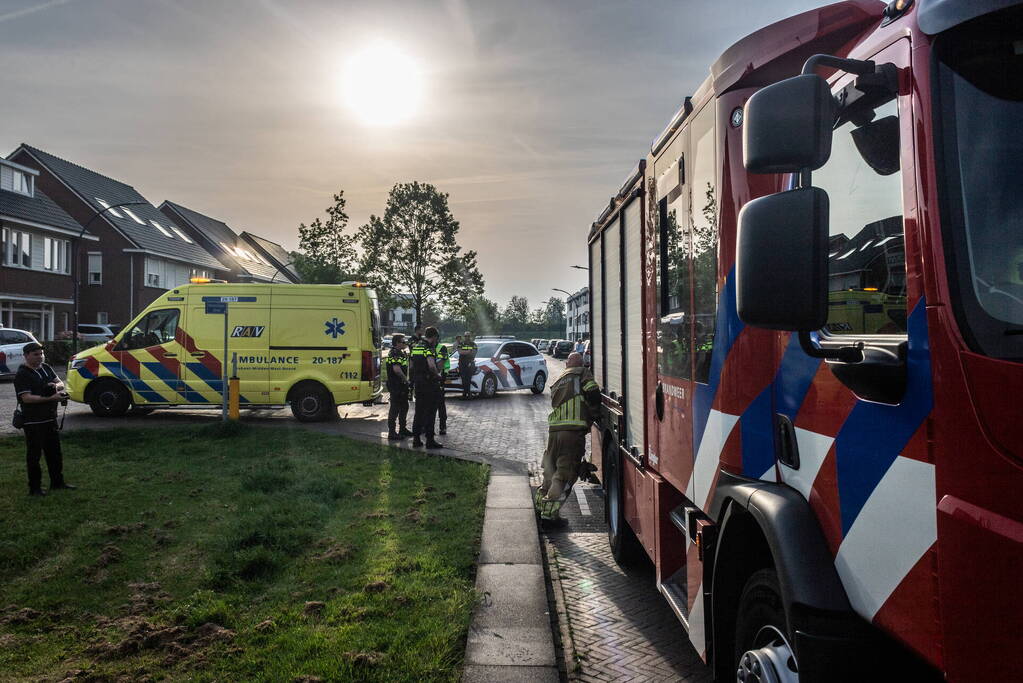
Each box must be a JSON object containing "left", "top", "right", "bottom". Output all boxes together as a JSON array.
[
  {"left": 88, "top": 380, "right": 130, "bottom": 417},
  {"left": 734, "top": 568, "right": 799, "bottom": 683},
  {"left": 480, "top": 374, "right": 498, "bottom": 399},
  {"left": 603, "top": 436, "right": 643, "bottom": 565},
  {"left": 531, "top": 372, "right": 547, "bottom": 394},
  {"left": 289, "top": 382, "right": 335, "bottom": 422}
]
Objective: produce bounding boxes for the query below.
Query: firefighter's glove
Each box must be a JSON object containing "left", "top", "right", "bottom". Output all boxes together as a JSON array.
[{"left": 578, "top": 461, "right": 600, "bottom": 486}]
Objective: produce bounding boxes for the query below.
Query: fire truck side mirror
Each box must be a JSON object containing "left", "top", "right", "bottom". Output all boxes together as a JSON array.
[
  {"left": 736, "top": 186, "right": 829, "bottom": 331},
  {"left": 743, "top": 74, "right": 837, "bottom": 174}
]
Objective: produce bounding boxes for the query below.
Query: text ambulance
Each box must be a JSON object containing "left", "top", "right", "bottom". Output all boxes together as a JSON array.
[
  {"left": 587, "top": 1, "right": 1021, "bottom": 681},
  {"left": 66, "top": 282, "right": 382, "bottom": 421}
]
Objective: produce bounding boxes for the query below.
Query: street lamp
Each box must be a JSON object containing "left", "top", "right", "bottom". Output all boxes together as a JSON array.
[
  {"left": 72, "top": 201, "right": 145, "bottom": 353},
  {"left": 270, "top": 261, "right": 294, "bottom": 283},
  {"left": 570, "top": 265, "right": 589, "bottom": 271},
  {"left": 552, "top": 288, "right": 572, "bottom": 297}
]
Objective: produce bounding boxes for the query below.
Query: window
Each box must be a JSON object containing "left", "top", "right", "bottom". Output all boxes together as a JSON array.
[
  {"left": 815, "top": 96, "right": 905, "bottom": 336},
  {"left": 657, "top": 149, "right": 691, "bottom": 379},
  {"left": 147, "top": 272, "right": 161, "bottom": 287},
  {"left": 189, "top": 268, "right": 211, "bottom": 280},
  {"left": 150, "top": 220, "right": 173, "bottom": 237},
  {"left": 12, "top": 170, "right": 32, "bottom": 196},
  {"left": 171, "top": 226, "right": 194, "bottom": 243},
  {"left": 122, "top": 206, "right": 146, "bottom": 225},
  {"left": 119, "top": 308, "right": 179, "bottom": 350},
  {"left": 94, "top": 198, "right": 123, "bottom": 218},
  {"left": 88, "top": 252, "right": 102, "bottom": 284},
  {"left": 42, "top": 236, "right": 69, "bottom": 273},
  {"left": 690, "top": 104, "right": 718, "bottom": 383},
  {"left": 0, "top": 329, "right": 32, "bottom": 344},
  {"left": 4, "top": 229, "right": 33, "bottom": 268}
]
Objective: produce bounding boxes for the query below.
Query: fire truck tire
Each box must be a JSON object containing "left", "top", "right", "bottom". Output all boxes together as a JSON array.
[
  {"left": 604, "top": 437, "right": 643, "bottom": 565},
  {"left": 734, "top": 568, "right": 799, "bottom": 683},
  {"left": 289, "top": 381, "right": 336, "bottom": 422},
  {"left": 481, "top": 374, "right": 498, "bottom": 399},
  {"left": 531, "top": 372, "right": 547, "bottom": 394},
  {"left": 87, "top": 379, "right": 131, "bottom": 417}
]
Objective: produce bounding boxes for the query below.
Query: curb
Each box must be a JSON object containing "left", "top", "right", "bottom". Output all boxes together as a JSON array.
[{"left": 462, "top": 471, "right": 558, "bottom": 682}]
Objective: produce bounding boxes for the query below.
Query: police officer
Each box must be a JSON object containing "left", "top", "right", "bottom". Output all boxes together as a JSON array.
[
  {"left": 536, "top": 352, "right": 600, "bottom": 521},
  {"left": 385, "top": 334, "right": 413, "bottom": 441},
  {"left": 14, "top": 342, "right": 74, "bottom": 496},
  {"left": 435, "top": 337, "right": 451, "bottom": 435},
  {"left": 407, "top": 325, "right": 423, "bottom": 401},
  {"left": 457, "top": 331, "right": 478, "bottom": 400},
  {"left": 410, "top": 327, "right": 443, "bottom": 449}
]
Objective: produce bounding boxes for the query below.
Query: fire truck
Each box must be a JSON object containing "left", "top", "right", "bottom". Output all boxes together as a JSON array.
[{"left": 586, "top": 1, "right": 1022, "bottom": 680}]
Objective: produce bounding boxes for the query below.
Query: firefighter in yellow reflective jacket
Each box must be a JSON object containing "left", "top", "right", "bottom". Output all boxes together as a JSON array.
[{"left": 537, "top": 352, "right": 601, "bottom": 521}]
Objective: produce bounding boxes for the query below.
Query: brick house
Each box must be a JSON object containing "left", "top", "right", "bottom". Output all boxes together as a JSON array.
[
  {"left": 158, "top": 201, "right": 299, "bottom": 283},
  {"left": 0, "top": 157, "right": 98, "bottom": 340},
  {"left": 8, "top": 144, "right": 230, "bottom": 328}
]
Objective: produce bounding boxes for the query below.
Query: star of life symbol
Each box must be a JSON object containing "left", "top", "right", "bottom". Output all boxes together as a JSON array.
[{"left": 324, "top": 318, "right": 346, "bottom": 338}]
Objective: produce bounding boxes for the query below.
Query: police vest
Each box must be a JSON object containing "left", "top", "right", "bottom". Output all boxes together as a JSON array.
[
  {"left": 409, "top": 342, "right": 437, "bottom": 382},
  {"left": 458, "top": 343, "right": 477, "bottom": 365},
  {"left": 435, "top": 344, "right": 451, "bottom": 372},
  {"left": 384, "top": 351, "right": 408, "bottom": 386}
]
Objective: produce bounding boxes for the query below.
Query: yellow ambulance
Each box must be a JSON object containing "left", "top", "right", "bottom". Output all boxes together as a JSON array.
[{"left": 66, "top": 281, "right": 382, "bottom": 421}]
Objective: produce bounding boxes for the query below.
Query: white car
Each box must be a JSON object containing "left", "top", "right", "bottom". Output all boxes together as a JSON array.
[
  {"left": 0, "top": 327, "right": 39, "bottom": 378},
  {"left": 77, "top": 323, "right": 122, "bottom": 344},
  {"left": 445, "top": 338, "right": 548, "bottom": 397}
]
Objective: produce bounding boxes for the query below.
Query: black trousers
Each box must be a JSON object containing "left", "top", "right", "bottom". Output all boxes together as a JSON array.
[
  {"left": 459, "top": 365, "right": 474, "bottom": 398},
  {"left": 411, "top": 382, "right": 439, "bottom": 439},
  {"left": 437, "top": 389, "right": 447, "bottom": 430},
  {"left": 24, "top": 421, "right": 64, "bottom": 491},
  {"left": 388, "top": 386, "right": 409, "bottom": 433}
]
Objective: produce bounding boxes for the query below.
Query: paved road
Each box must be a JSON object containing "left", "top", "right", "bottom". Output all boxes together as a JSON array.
[{"left": 2, "top": 354, "right": 712, "bottom": 681}]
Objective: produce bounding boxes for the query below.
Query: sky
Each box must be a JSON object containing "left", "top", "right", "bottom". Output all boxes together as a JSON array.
[{"left": 1, "top": 0, "right": 841, "bottom": 310}]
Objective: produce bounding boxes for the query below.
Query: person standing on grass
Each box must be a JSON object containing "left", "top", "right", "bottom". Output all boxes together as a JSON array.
[
  {"left": 385, "top": 334, "right": 413, "bottom": 441},
  {"left": 409, "top": 327, "right": 444, "bottom": 449},
  {"left": 536, "top": 351, "right": 600, "bottom": 521},
  {"left": 14, "top": 342, "right": 75, "bottom": 497}
]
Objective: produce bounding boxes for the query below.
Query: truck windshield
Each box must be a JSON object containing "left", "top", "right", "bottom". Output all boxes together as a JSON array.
[{"left": 935, "top": 10, "right": 1023, "bottom": 359}]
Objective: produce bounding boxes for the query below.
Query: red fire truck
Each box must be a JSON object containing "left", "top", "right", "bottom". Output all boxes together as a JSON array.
[{"left": 586, "top": 1, "right": 1022, "bottom": 680}]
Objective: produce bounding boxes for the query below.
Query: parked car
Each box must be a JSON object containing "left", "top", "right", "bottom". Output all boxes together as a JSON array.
[
  {"left": 77, "top": 323, "right": 122, "bottom": 344},
  {"left": 535, "top": 339, "right": 548, "bottom": 352},
  {"left": 444, "top": 338, "right": 547, "bottom": 398},
  {"left": 0, "top": 327, "right": 39, "bottom": 377},
  {"left": 553, "top": 340, "right": 574, "bottom": 359}
]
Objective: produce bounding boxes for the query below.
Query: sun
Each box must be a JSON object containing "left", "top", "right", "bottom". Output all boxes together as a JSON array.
[{"left": 342, "top": 42, "right": 424, "bottom": 126}]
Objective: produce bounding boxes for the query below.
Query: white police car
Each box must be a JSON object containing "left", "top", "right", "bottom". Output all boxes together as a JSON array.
[
  {"left": 0, "top": 327, "right": 39, "bottom": 378},
  {"left": 445, "top": 337, "right": 548, "bottom": 398}
]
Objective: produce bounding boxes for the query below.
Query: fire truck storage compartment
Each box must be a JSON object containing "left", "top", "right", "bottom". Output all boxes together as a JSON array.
[
  {"left": 603, "top": 218, "right": 623, "bottom": 398},
  {"left": 590, "top": 238, "right": 603, "bottom": 388},
  {"left": 622, "top": 195, "right": 644, "bottom": 454}
]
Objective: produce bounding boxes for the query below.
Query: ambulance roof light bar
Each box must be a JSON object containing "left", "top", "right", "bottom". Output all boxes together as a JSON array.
[
  {"left": 190, "top": 277, "right": 227, "bottom": 284},
  {"left": 340, "top": 281, "right": 376, "bottom": 288}
]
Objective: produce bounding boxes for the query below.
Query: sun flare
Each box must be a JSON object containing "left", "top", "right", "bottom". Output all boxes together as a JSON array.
[{"left": 342, "top": 42, "right": 424, "bottom": 126}]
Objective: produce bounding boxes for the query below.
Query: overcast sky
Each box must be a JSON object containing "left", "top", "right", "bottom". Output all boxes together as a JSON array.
[{"left": 1, "top": 0, "right": 839, "bottom": 309}]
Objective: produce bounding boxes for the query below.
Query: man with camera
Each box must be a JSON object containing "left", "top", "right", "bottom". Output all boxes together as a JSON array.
[{"left": 14, "top": 342, "right": 74, "bottom": 497}]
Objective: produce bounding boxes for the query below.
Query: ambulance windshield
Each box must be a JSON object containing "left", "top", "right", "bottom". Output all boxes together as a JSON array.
[{"left": 935, "top": 10, "right": 1023, "bottom": 359}]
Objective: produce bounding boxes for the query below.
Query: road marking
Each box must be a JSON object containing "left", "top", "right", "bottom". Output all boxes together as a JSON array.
[{"left": 575, "top": 486, "right": 591, "bottom": 516}]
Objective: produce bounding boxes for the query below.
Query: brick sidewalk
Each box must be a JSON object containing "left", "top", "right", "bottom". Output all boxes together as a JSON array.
[{"left": 539, "top": 484, "right": 713, "bottom": 682}]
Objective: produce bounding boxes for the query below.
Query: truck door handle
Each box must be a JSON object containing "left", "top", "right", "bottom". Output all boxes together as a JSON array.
[{"left": 190, "top": 352, "right": 206, "bottom": 357}]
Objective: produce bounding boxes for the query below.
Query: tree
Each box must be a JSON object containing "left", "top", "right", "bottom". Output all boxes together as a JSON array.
[
  {"left": 457, "top": 296, "right": 500, "bottom": 337},
  {"left": 543, "top": 297, "right": 566, "bottom": 328},
  {"left": 502, "top": 295, "right": 530, "bottom": 329},
  {"left": 295, "top": 190, "right": 358, "bottom": 283},
  {"left": 358, "top": 182, "right": 484, "bottom": 324}
]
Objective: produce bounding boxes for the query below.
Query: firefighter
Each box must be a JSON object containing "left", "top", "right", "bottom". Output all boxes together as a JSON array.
[
  {"left": 457, "top": 331, "right": 478, "bottom": 400},
  {"left": 435, "top": 337, "right": 451, "bottom": 435},
  {"left": 385, "top": 334, "right": 413, "bottom": 440},
  {"left": 410, "top": 326, "right": 444, "bottom": 449},
  {"left": 537, "top": 351, "right": 601, "bottom": 521}
]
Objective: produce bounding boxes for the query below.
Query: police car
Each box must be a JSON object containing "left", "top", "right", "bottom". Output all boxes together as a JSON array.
[
  {"left": 445, "top": 336, "right": 547, "bottom": 398},
  {"left": 0, "top": 327, "right": 39, "bottom": 378}
]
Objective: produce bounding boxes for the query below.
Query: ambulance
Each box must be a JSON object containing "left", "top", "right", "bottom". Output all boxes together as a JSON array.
[{"left": 66, "top": 281, "right": 382, "bottom": 421}]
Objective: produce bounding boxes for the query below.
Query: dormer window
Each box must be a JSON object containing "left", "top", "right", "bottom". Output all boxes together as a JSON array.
[
  {"left": 0, "top": 163, "right": 34, "bottom": 197},
  {"left": 12, "top": 170, "right": 32, "bottom": 196}
]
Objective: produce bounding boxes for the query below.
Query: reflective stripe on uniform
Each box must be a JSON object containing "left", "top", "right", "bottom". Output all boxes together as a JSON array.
[{"left": 548, "top": 394, "right": 586, "bottom": 428}]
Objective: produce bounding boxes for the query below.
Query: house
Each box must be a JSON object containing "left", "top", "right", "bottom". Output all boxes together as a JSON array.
[
  {"left": 8, "top": 144, "right": 230, "bottom": 327},
  {"left": 566, "top": 286, "right": 589, "bottom": 341},
  {"left": 159, "top": 201, "right": 299, "bottom": 283},
  {"left": 237, "top": 232, "right": 301, "bottom": 284},
  {"left": 0, "top": 157, "right": 97, "bottom": 340},
  {"left": 383, "top": 293, "right": 416, "bottom": 333}
]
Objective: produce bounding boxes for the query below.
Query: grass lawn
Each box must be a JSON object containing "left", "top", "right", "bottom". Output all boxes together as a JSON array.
[{"left": 0, "top": 423, "right": 489, "bottom": 682}]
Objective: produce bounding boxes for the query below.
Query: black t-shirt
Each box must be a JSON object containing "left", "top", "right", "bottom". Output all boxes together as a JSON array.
[{"left": 14, "top": 363, "right": 59, "bottom": 424}]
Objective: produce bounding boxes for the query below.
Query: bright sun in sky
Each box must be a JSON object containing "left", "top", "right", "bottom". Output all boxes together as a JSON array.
[{"left": 342, "top": 42, "right": 424, "bottom": 126}]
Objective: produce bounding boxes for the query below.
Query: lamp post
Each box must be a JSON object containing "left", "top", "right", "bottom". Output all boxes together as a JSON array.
[
  {"left": 552, "top": 288, "right": 572, "bottom": 297},
  {"left": 570, "top": 265, "right": 589, "bottom": 271},
  {"left": 270, "top": 261, "right": 294, "bottom": 283},
  {"left": 72, "top": 201, "right": 145, "bottom": 353}
]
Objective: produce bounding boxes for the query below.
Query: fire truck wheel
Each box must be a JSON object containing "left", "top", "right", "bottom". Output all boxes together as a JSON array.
[
  {"left": 603, "top": 437, "right": 643, "bottom": 565},
  {"left": 289, "top": 382, "right": 336, "bottom": 422},
  {"left": 734, "top": 568, "right": 798, "bottom": 683},
  {"left": 88, "top": 380, "right": 131, "bottom": 417},
  {"left": 480, "top": 374, "right": 498, "bottom": 399},
  {"left": 531, "top": 372, "right": 547, "bottom": 394}
]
